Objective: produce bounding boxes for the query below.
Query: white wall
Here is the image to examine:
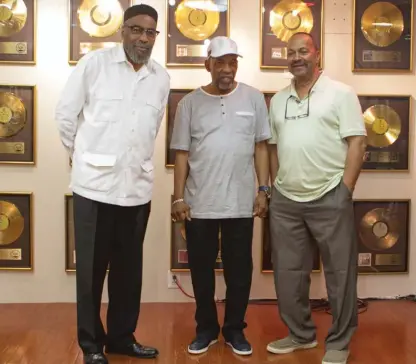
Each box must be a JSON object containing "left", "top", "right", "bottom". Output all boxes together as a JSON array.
[{"left": 0, "top": 0, "right": 414, "bottom": 303}]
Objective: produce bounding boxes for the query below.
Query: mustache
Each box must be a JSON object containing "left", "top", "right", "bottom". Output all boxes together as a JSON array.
[
  {"left": 132, "top": 42, "right": 151, "bottom": 49},
  {"left": 291, "top": 61, "right": 306, "bottom": 67}
]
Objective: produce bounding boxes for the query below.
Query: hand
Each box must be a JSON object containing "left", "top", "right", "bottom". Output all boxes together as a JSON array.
[
  {"left": 253, "top": 192, "right": 268, "bottom": 218},
  {"left": 171, "top": 200, "right": 191, "bottom": 222}
]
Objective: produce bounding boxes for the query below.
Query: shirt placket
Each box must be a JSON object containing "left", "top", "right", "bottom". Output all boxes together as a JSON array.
[
  {"left": 220, "top": 95, "right": 226, "bottom": 119},
  {"left": 119, "top": 67, "right": 148, "bottom": 199}
]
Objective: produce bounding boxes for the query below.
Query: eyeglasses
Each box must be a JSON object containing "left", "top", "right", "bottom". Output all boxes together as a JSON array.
[
  {"left": 284, "top": 93, "right": 310, "bottom": 120},
  {"left": 123, "top": 25, "right": 160, "bottom": 39}
]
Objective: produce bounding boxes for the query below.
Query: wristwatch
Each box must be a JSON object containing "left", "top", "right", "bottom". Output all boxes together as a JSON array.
[{"left": 258, "top": 185, "right": 271, "bottom": 198}]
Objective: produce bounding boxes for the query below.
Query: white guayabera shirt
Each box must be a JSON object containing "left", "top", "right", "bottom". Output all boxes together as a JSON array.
[{"left": 55, "top": 44, "right": 170, "bottom": 206}]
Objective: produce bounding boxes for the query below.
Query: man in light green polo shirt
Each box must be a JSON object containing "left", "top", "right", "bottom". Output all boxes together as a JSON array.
[{"left": 266, "top": 32, "right": 367, "bottom": 364}]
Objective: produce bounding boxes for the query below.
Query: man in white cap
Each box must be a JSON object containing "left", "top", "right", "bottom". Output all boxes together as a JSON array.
[{"left": 170, "top": 36, "right": 271, "bottom": 356}]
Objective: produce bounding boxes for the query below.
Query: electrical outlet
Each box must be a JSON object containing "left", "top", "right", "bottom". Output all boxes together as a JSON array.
[{"left": 167, "top": 270, "right": 178, "bottom": 289}]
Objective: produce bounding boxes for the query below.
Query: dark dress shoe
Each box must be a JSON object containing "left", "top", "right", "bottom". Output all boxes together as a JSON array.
[
  {"left": 106, "top": 342, "right": 159, "bottom": 359},
  {"left": 84, "top": 352, "right": 108, "bottom": 364}
]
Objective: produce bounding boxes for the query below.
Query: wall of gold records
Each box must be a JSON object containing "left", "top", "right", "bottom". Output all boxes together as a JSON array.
[{"left": 0, "top": 0, "right": 415, "bottom": 303}]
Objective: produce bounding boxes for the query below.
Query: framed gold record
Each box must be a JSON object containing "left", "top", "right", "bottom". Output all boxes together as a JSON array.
[
  {"left": 165, "top": 88, "right": 193, "bottom": 168},
  {"left": 166, "top": 0, "right": 230, "bottom": 67},
  {"left": 0, "top": 192, "right": 33, "bottom": 271},
  {"left": 358, "top": 94, "right": 411, "bottom": 171},
  {"left": 353, "top": 199, "right": 410, "bottom": 274},
  {"left": 64, "top": 193, "right": 75, "bottom": 272},
  {"left": 68, "top": 0, "right": 133, "bottom": 64},
  {"left": 352, "top": 0, "right": 413, "bottom": 72},
  {"left": 263, "top": 91, "right": 276, "bottom": 110},
  {"left": 170, "top": 195, "right": 223, "bottom": 272},
  {"left": 261, "top": 215, "right": 321, "bottom": 273},
  {"left": 0, "top": 0, "right": 36, "bottom": 64},
  {"left": 260, "top": 0, "right": 324, "bottom": 69},
  {"left": 0, "top": 84, "right": 36, "bottom": 165}
]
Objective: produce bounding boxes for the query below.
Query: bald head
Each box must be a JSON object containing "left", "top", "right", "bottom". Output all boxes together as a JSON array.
[
  {"left": 287, "top": 32, "right": 320, "bottom": 80},
  {"left": 288, "top": 32, "right": 319, "bottom": 50}
]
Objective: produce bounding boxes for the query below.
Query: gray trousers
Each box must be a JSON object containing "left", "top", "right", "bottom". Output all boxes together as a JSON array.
[{"left": 269, "top": 180, "right": 358, "bottom": 351}]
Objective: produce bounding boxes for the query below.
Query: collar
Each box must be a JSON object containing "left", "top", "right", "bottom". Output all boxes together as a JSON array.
[
  {"left": 289, "top": 71, "right": 327, "bottom": 98},
  {"left": 112, "top": 44, "right": 156, "bottom": 73}
]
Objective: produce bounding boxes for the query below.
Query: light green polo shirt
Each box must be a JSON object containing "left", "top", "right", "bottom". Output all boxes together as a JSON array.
[{"left": 268, "top": 74, "right": 367, "bottom": 202}]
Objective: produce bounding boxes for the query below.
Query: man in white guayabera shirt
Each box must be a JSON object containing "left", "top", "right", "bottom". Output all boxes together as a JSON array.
[
  {"left": 267, "top": 32, "right": 367, "bottom": 364},
  {"left": 170, "top": 36, "right": 271, "bottom": 356},
  {"left": 55, "top": 5, "right": 169, "bottom": 364}
]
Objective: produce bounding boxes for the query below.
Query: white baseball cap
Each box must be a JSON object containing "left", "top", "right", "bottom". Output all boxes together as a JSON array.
[{"left": 207, "top": 36, "right": 243, "bottom": 58}]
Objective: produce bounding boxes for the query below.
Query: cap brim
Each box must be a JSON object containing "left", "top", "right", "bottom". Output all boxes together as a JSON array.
[{"left": 209, "top": 52, "right": 243, "bottom": 58}]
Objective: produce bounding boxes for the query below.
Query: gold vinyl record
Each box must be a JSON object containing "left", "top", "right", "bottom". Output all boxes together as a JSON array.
[
  {"left": 174, "top": 0, "right": 220, "bottom": 41},
  {"left": 363, "top": 104, "right": 401, "bottom": 148},
  {"left": 0, "top": 0, "right": 27, "bottom": 37},
  {"left": 0, "top": 200, "right": 24, "bottom": 246},
  {"left": 361, "top": 2, "right": 404, "bottom": 47},
  {"left": 269, "top": 0, "right": 314, "bottom": 43},
  {"left": 359, "top": 207, "right": 399, "bottom": 251},
  {"left": 78, "top": 0, "right": 123, "bottom": 38},
  {"left": 0, "top": 91, "right": 26, "bottom": 138}
]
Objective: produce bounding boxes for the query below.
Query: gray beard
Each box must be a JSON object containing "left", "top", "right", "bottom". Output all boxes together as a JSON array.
[{"left": 124, "top": 43, "right": 153, "bottom": 64}]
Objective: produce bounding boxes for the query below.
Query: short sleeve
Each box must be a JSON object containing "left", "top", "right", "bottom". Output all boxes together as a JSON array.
[
  {"left": 170, "top": 98, "right": 191, "bottom": 151},
  {"left": 268, "top": 97, "right": 278, "bottom": 145},
  {"left": 254, "top": 92, "right": 272, "bottom": 143},
  {"left": 338, "top": 88, "right": 367, "bottom": 139}
]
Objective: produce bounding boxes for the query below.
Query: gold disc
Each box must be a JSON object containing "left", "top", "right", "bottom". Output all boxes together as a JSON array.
[
  {"left": 269, "top": 0, "right": 314, "bottom": 43},
  {"left": 363, "top": 104, "right": 401, "bottom": 148},
  {"left": 0, "top": 200, "right": 24, "bottom": 246},
  {"left": 0, "top": 92, "right": 26, "bottom": 138},
  {"left": 78, "top": 0, "right": 123, "bottom": 38},
  {"left": 361, "top": 2, "right": 404, "bottom": 47},
  {"left": 175, "top": 0, "right": 220, "bottom": 41},
  {"left": 359, "top": 207, "right": 399, "bottom": 251},
  {"left": 0, "top": 0, "right": 27, "bottom": 37}
]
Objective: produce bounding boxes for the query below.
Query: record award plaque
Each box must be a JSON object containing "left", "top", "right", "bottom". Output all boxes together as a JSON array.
[
  {"left": 260, "top": 0, "right": 323, "bottom": 69},
  {"left": 166, "top": 0, "right": 229, "bottom": 67},
  {"left": 261, "top": 216, "right": 321, "bottom": 273},
  {"left": 354, "top": 199, "right": 409, "bottom": 274},
  {"left": 65, "top": 194, "right": 76, "bottom": 272},
  {"left": 358, "top": 95, "right": 410, "bottom": 171},
  {"left": 0, "top": 192, "right": 32, "bottom": 270},
  {"left": 69, "top": 0, "right": 132, "bottom": 64},
  {"left": 352, "top": 0, "right": 413, "bottom": 72},
  {"left": 263, "top": 92, "right": 275, "bottom": 109},
  {"left": 170, "top": 196, "right": 223, "bottom": 272},
  {"left": 0, "top": 0, "right": 36, "bottom": 64},
  {"left": 165, "top": 89, "right": 193, "bottom": 168},
  {"left": 0, "top": 84, "right": 35, "bottom": 164}
]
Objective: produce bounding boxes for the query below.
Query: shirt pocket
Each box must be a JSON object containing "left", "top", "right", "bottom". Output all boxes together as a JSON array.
[
  {"left": 73, "top": 152, "right": 116, "bottom": 192},
  {"left": 141, "top": 98, "right": 163, "bottom": 140},
  {"left": 91, "top": 90, "right": 123, "bottom": 122},
  {"left": 144, "top": 98, "right": 162, "bottom": 126},
  {"left": 234, "top": 111, "right": 255, "bottom": 136}
]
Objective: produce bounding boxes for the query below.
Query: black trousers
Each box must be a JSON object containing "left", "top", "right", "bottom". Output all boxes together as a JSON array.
[
  {"left": 73, "top": 193, "right": 151, "bottom": 354},
  {"left": 185, "top": 218, "right": 254, "bottom": 340}
]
